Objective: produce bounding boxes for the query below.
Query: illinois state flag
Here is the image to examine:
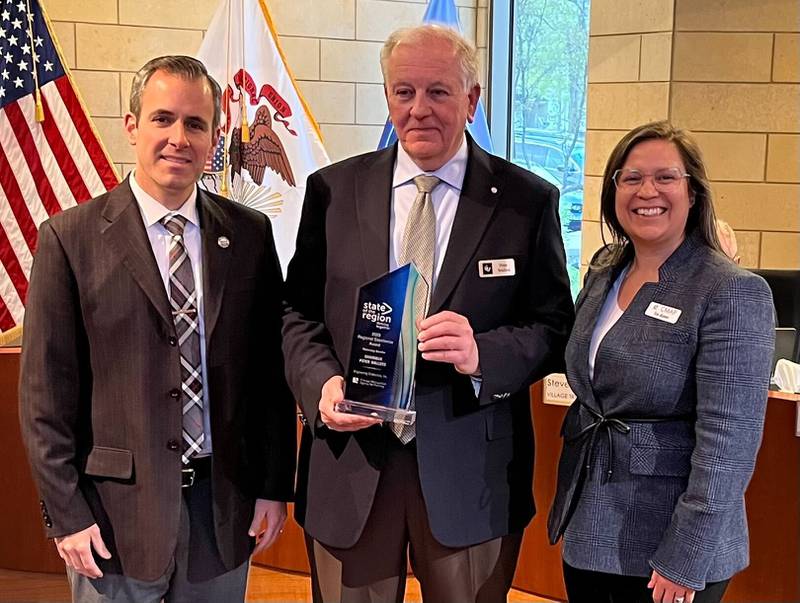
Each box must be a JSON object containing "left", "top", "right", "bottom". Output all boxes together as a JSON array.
[{"left": 197, "top": 0, "right": 330, "bottom": 272}]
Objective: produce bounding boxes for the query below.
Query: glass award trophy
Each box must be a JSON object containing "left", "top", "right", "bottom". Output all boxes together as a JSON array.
[{"left": 334, "top": 263, "right": 427, "bottom": 425}]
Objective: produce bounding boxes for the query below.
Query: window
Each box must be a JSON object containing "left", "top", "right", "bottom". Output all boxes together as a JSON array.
[{"left": 489, "top": 0, "right": 591, "bottom": 297}]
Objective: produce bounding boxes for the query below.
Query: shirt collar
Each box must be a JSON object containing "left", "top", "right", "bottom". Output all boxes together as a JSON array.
[
  {"left": 393, "top": 136, "right": 469, "bottom": 191},
  {"left": 129, "top": 171, "right": 200, "bottom": 228}
]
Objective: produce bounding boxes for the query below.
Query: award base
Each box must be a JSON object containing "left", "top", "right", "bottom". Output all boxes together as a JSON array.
[{"left": 335, "top": 399, "right": 416, "bottom": 425}]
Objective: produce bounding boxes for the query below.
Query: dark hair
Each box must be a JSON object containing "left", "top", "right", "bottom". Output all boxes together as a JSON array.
[
  {"left": 597, "top": 120, "right": 721, "bottom": 267},
  {"left": 129, "top": 55, "right": 222, "bottom": 131}
]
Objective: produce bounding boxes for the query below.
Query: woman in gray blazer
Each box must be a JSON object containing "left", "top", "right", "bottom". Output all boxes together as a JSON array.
[{"left": 548, "top": 121, "right": 774, "bottom": 603}]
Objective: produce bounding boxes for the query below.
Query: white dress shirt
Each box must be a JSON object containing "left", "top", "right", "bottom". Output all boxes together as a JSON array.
[
  {"left": 389, "top": 138, "right": 468, "bottom": 287},
  {"left": 389, "top": 138, "right": 481, "bottom": 393},
  {"left": 588, "top": 265, "right": 629, "bottom": 381},
  {"left": 130, "top": 174, "right": 212, "bottom": 455}
]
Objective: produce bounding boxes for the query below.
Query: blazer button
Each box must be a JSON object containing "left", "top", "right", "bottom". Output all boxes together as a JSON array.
[
  {"left": 167, "top": 439, "right": 180, "bottom": 451},
  {"left": 168, "top": 336, "right": 177, "bottom": 346},
  {"left": 169, "top": 388, "right": 180, "bottom": 399},
  {"left": 45, "top": 519, "right": 52, "bottom": 528}
]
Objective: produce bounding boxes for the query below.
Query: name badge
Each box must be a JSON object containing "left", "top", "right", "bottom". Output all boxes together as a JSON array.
[
  {"left": 645, "top": 302, "right": 682, "bottom": 324},
  {"left": 478, "top": 258, "right": 516, "bottom": 278}
]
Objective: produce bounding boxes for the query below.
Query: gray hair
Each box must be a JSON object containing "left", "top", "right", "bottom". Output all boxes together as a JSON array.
[
  {"left": 129, "top": 55, "right": 222, "bottom": 131},
  {"left": 380, "top": 24, "right": 479, "bottom": 90}
]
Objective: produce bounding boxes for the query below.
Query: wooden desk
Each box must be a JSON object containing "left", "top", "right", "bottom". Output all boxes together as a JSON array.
[
  {"left": 3, "top": 347, "right": 798, "bottom": 600},
  {"left": 724, "top": 390, "right": 799, "bottom": 602},
  {"left": 0, "top": 348, "right": 63, "bottom": 572}
]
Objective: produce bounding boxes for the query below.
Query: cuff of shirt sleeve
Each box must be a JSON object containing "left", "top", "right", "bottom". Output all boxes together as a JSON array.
[{"left": 470, "top": 375, "right": 482, "bottom": 398}]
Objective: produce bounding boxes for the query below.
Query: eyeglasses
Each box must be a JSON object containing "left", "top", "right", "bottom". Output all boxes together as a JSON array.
[{"left": 612, "top": 167, "right": 690, "bottom": 192}]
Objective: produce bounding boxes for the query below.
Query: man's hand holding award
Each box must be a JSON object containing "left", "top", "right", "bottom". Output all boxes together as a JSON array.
[{"left": 332, "top": 263, "right": 427, "bottom": 425}]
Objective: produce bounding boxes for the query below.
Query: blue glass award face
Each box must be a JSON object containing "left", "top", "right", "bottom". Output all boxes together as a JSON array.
[{"left": 335, "top": 263, "right": 426, "bottom": 425}]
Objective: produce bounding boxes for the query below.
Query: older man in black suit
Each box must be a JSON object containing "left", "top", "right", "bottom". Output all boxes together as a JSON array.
[{"left": 282, "top": 25, "right": 574, "bottom": 603}]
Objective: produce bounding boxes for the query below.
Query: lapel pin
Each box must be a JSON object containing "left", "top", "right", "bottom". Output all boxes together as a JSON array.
[
  {"left": 490, "top": 186, "right": 498, "bottom": 194},
  {"left": 217, "top": 236, "right": 230, "bottom": 249}
]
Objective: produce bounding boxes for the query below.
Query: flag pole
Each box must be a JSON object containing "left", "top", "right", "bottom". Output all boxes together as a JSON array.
[
  {"left": 220, "top": 0, "right": 233, "bottom": 197},
  {"left": 25, "top": 0, "right": 45, "bottom": 122},
  {"left": 239, "top": 0, "right": 250, "bottom": 143}
]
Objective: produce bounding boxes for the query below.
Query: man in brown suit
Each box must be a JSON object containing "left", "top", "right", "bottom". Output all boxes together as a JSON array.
[{"left": 19, "top": 55, "right": 295, "bottom": 602}]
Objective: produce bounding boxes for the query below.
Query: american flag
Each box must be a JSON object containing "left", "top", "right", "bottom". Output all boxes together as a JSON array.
[
  {"left": 0, "top": 0, "right": 117, "bottom": 336},
  {"left": 205, "top": 133, "right": 225, "bottom": 174}
]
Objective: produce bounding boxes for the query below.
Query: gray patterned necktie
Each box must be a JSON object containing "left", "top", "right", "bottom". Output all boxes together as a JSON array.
[
  {"left": 161, "top": 215, "right": 205, "bottom": 464},
  {"left": 392, "top": 174, "right": 441, "bottom": 443}
]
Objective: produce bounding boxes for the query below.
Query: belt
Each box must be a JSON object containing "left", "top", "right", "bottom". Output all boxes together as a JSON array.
[
  {"left": 181, "top": 456, "right": 212, "bottom": 488},
  {"left": 566, "top": 401, "right": 692, "bottom": 482}
]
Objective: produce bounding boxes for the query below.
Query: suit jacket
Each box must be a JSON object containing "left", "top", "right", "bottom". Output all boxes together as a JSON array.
[
  {"left": 547, "top": 231, "right": 775, "bottom": 590},
  {"left": 282, "top": 138, "right": 574, "bottom": 549},
  {"left": 19, "top": 178, "right": 296, "bottom": 581}
]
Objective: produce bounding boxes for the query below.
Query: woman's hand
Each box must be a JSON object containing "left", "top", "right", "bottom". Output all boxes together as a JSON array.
[{"left": 648, "top": 570, "right": 695, "bottom": 603}]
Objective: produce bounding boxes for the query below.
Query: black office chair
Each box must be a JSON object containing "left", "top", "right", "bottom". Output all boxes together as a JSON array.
[{"left": 752, "top": 269, "right": 800, "bottom": 362}]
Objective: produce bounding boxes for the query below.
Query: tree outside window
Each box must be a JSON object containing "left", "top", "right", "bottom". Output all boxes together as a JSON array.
[{"left": 506, "top": 0, "right": 590, "bottom": 296}]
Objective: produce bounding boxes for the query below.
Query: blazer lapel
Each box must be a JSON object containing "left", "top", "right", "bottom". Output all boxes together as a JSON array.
[
  {"left": 198, "top": 189, "right": 232, "bottom": 342},
  {"left": 355, "top": 146, "right": 395, "bottom": 283},
  {"left": 429, "top": 139, "right": 498, "bottom": 314},
  {"left": 569, "top": 267, "right": 616, "bottom": 413},
  {"left": 100, "top": 179, "right": 172, "bottom": 328}
]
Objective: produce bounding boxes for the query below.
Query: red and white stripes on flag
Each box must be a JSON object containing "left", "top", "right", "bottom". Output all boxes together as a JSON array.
[{"left": 0, "top": 0, "right": 118, "bottom": 337}]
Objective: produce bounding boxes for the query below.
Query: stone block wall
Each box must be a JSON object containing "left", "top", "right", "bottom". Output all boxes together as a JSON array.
[
  {"left": 43, "top": 0, "right": 487, "bottom": 176},
  {"left": 583, "top": 0, "right": 799, "bottom": 269}
]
